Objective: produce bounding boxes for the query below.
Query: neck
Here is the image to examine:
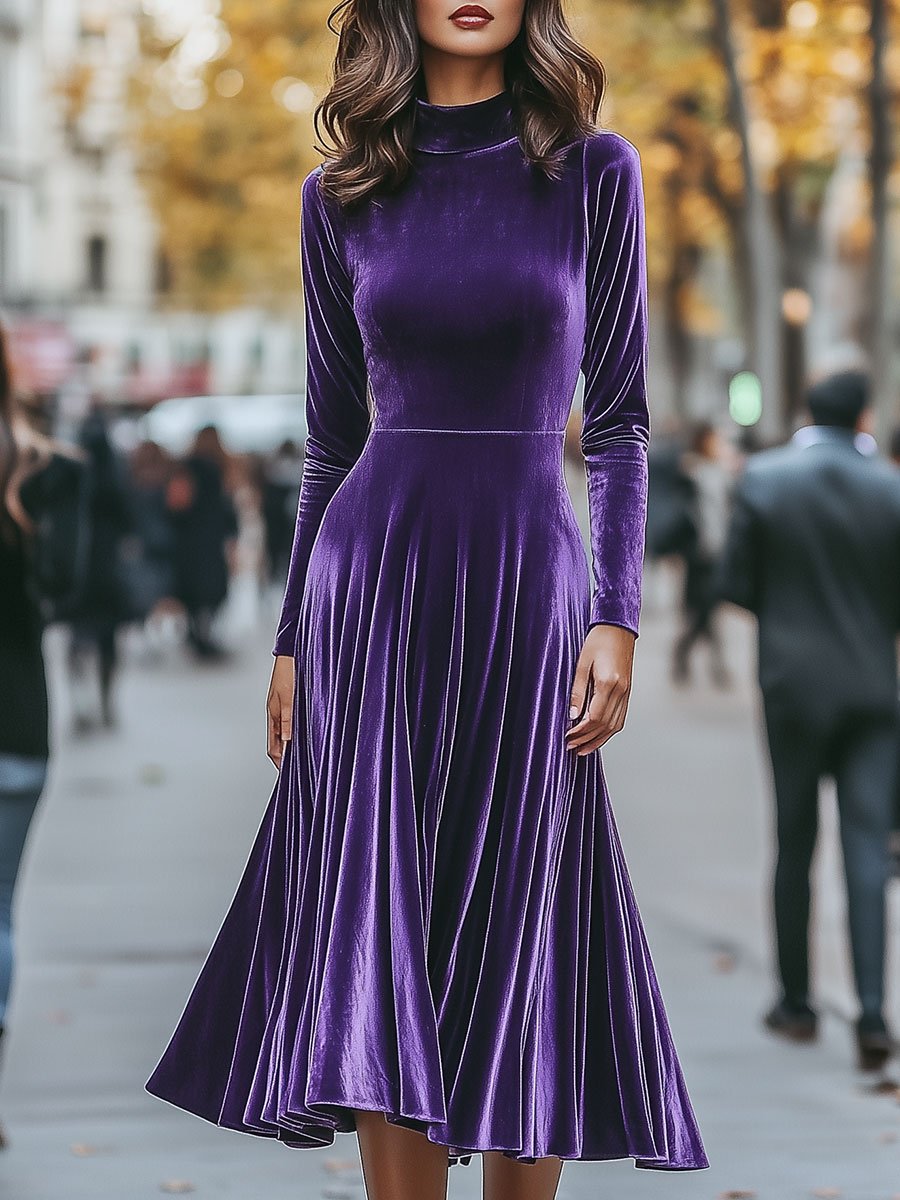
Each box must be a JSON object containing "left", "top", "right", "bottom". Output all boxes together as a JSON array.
[{"left": 418, "top": 50, "right": 506, "bottom": 107}]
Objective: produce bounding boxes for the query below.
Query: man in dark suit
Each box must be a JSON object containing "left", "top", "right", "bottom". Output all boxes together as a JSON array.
[{"left": 719, "top": 371, "right": 900, "bottom": 1071}]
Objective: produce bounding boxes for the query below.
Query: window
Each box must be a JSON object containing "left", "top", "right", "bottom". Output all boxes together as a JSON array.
[
  {"left": 86, "top": 234, "right": 107, "bottom": 293},
  {"left": 0, "top": 45, "right": 10, "bottom": 144},
  {"left": 155, "top": 248, "right": 172, "bottom": 295}
]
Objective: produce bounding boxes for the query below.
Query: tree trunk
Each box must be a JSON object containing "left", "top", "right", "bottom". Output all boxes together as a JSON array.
[
  {"left": 867, "top": 0, "right": 893, "bottom": 440},
  {"left": 711, "top": 0, "right": 785, "bottom": 442}
]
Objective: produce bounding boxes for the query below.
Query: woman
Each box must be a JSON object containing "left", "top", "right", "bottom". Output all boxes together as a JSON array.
[
  {"left": 0, "top": 323, "right": 83, "bottom": 1145},
  {"left": 128, "top": 439, "right": 178, "bottom": 624},
  {"left": 166, "top": 425, "right": 238, "bottom": 660},
  {"left": 671, "top": 421, "right": 734, "bottom": 689},
  {"left": 66, "top": 409, "right": 139, "bottom": 731},
  {"left": 147, "top": 2, "right": 709, "bottom": 1195}
]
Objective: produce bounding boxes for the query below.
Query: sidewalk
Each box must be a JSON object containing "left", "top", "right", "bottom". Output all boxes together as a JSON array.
[{"left": 0, "top": 593, "right": 898, "bottom": 1199}]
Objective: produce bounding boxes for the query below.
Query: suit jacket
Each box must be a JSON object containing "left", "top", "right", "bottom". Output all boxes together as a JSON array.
[{"left": 718, "top": 426, "right": 900, "bottom": 726}]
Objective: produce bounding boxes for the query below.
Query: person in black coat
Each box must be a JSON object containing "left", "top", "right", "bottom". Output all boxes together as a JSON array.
[
  {"left": 0, "top": 322, "right": 84, "bottom": 1146},
  {"left": 719, "top": 370, "right": 900, "bottom": 1071},
  {"left": 128, "top": 440, "right": 177, "bottom": 617},
  {"left": 167, "top": 425, "right": 238, "bottom": 659},
  {"left": 66, "top": 410, "right": 139, "bottom": 731},
  {"left": 889, "top": 426, "right": 900, "bottom": 877}
]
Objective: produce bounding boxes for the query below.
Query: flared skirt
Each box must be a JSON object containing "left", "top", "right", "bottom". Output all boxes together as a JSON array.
[{"left": 145, "top": 429, "right": 708, "bottom": 1171}]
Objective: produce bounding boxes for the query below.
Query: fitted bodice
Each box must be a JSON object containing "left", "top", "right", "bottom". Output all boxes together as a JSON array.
[
  {"left": 272, "top": 87, "right": 651, "bottom": 656},
  {"left": 332, "top": 90, "right": 589, "bottom": 434}
]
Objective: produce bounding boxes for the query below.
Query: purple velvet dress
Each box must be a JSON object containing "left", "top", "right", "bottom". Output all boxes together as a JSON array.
[{"left": 146, "top": 89, "right": 709, "bottom": 1172}]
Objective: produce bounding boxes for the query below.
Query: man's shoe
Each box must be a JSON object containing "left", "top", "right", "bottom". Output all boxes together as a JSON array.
[
  {"left": 763, "top": 998, "right": 819, "bottom": 1043},
  {"left": 855, "top": 1013, "right": 893, "bottom": 1072}
]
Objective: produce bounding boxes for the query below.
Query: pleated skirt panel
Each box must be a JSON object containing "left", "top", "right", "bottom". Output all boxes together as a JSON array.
[{"left": 145, "top": 431, "right": 708, "bottom": 1171}]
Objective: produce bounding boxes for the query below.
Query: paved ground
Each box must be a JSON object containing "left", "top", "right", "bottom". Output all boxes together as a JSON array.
[{"left": 1, "top": 568, "right": 899, "bottom": 1200}]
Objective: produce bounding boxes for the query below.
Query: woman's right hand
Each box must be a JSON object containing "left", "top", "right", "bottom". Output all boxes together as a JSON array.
[{"left": 266, "top": 655, "right": 295, "bottom": 769}]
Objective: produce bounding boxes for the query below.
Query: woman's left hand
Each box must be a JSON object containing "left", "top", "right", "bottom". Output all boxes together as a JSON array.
[{"left": 565, "top": 624, "right": 636, "bottom": 756}]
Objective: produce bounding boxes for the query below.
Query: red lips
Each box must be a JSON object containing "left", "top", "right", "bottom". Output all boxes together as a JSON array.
[{"left": 449, "top": 4, "right": 494, "bottom": 27}]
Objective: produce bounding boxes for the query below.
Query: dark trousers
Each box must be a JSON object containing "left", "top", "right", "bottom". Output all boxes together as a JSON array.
[
  {"left": 673, "top": 552, "right": 726, "bottom": 675},
  {"left": 763, "top": 706, "right": 896, "bottom": 1019}
]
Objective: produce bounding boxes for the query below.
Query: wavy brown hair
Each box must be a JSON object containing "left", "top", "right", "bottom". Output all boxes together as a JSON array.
[
  {"left": 0, "top": 322, "right": 24, "bottom": 539},
  {"left": 314, "top": 0, "right": 606, "bottom": 207},
  {"left": 0, "top": 324, "right": 69, "bottom": 540}
]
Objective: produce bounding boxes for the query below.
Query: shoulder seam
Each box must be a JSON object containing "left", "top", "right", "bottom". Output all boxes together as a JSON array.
[
  {"left": 582, "top": 128, "right": 641, "bottom": 166},
  {"left": 300, "top": 165, "right": 355, "bottom": 286}
]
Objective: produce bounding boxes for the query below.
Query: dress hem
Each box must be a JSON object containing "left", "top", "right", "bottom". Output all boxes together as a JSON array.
[{"left": 143, "top": 1082, "right": 710, "bottom": 1172}]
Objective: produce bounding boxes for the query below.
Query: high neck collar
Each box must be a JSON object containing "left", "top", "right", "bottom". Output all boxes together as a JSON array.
[{"left": 412, "top": 89, "right": 518, "bottom": 154}]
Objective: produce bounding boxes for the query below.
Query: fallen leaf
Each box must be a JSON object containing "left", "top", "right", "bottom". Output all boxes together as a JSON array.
[
  {"left": 323, "top": 1158, "right": 361, "bottom": 1172},
  {"left": 713, "top": 952, "right": 737, "bottom": 973},
  {"left": 811, "top": 1190, "right": 842, "bottom": 1199},
  {"left": 160, "top": 1183, "right": 195, "bottom": 1195},
  {"left": 719, "top": 1191, "right": 756, "bottom": 1199},
  {"left": 877, "top": 1131, "right": 898, "bottom": 1143},
  {"left": 70, "top": 1143, "right": 101, "bottom": 1157},
  {"left": 867, "top": 1078, "right": 900, "bottom": 1097}
]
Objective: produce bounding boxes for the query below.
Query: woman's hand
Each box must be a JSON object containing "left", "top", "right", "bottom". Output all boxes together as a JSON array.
[
  {"left": 266, "top": 655, "right": 295, "bottom": 769},
  {"left": 565, "top": 624, "right": 636, "bottom": 756}
]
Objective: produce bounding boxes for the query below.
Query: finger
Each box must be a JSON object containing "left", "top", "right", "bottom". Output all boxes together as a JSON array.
[
  {"left": 266, "top": 708, "right": 282, "bottom": 767},
  {"left": 568, "top": 654, "right": 591, "bottom": 722},
  {"left": 565, "top": 686, "right": 607, "bottom": 749},
  {"left": 569, "top": 667, "right": 629, "bottom": 736},
  {"left": 588, "top": 679, "right": 629, "bottom": 738},
  {"left": 576, "top": 692, "right": 630, "bottom": 754},
  {"left": 566, "top": 674, "right": 630, "bottom": 748},
  {"left": 280, "top": 710, "right": 292, "bottom": 745},
  {"left": 576, "top": 733, "right": 608, "bottom": 756}
]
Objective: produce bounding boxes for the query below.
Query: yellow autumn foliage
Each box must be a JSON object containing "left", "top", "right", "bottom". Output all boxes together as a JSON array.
[{"left": 128, "top": 0, "right": 898, "bottom": 319}]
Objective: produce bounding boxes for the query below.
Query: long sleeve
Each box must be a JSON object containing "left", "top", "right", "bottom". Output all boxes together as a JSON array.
[
  {"left": 272, "top": 168, "right": 371, "bottom": 656},
  {"left": 580, "top": 133, "right": 651, "bottom": 637}
]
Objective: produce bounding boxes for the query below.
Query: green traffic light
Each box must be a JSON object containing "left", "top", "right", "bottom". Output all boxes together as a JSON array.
[{"left": 729, "top": 371, "right": 763, "bottom": 427}]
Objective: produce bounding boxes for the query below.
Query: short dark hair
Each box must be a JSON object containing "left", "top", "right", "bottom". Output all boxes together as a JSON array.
[{"left": 806, "top": 370, "right": 870, "bottom": 429}]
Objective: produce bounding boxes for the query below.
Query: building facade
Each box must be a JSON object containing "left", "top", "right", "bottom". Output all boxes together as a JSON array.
[
  {"left": 5, "top": 0, "right": 302, "bottom": 413},
  {"left": 0, "top": 0, "right": 40, "bottom": 305}
]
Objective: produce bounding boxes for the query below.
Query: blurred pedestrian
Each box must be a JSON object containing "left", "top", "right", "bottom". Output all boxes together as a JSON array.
[
  {"left": 888, "top": 424, "right": 900, "bottom": 876},
  {"left": 0, "top": 322, "right": 86, "bottom": 1145},
  {"left": 260, "top": 439, "right": 302, "bottom": 583},
  {"left": 645, "top": 430, "right": 696, "bottom": 563},
  {"left": 66, "top": 410, "right": 140, "bottom": 732},
  {"left": 129, "top": 440, "right": 177, "bottom": 617},
  {"left": 166, "top": 425, "right": 238, "bottom": 659},
  {"left": 672, "top": 422, "right": 734, "bottom": 688},
  {"left": 719, "top": 370, "right": 900, "bottom": 1071}
]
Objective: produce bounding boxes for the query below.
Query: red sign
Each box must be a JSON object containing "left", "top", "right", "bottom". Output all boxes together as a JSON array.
[
  {"left": 124, "top": 361, "right": 212, "bottom": 406},
  {"left": 6, "top": 320, "right": 76, "bottom": 393}
]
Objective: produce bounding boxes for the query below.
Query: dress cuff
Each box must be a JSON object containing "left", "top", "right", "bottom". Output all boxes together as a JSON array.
[
  {"left": 272, "top": 628, "right": 297, "bottom": 657},
  {"left": 587, "top": 598, "right": 640, "bottom": 639}
]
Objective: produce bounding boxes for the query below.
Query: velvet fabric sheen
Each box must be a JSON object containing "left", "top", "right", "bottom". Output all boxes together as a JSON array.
[{"left": 146, "top": 89, "right": 709, "bottom": 1172}]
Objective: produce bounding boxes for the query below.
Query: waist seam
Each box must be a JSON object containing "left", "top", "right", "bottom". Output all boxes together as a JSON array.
[{"left": 370, "top": 426, "right": 565, "bottom": 436}]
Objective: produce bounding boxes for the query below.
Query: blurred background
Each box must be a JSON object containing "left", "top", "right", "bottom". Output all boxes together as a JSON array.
[{"left": 1, "top": 1, "right": 900, "bottom": 1197}]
